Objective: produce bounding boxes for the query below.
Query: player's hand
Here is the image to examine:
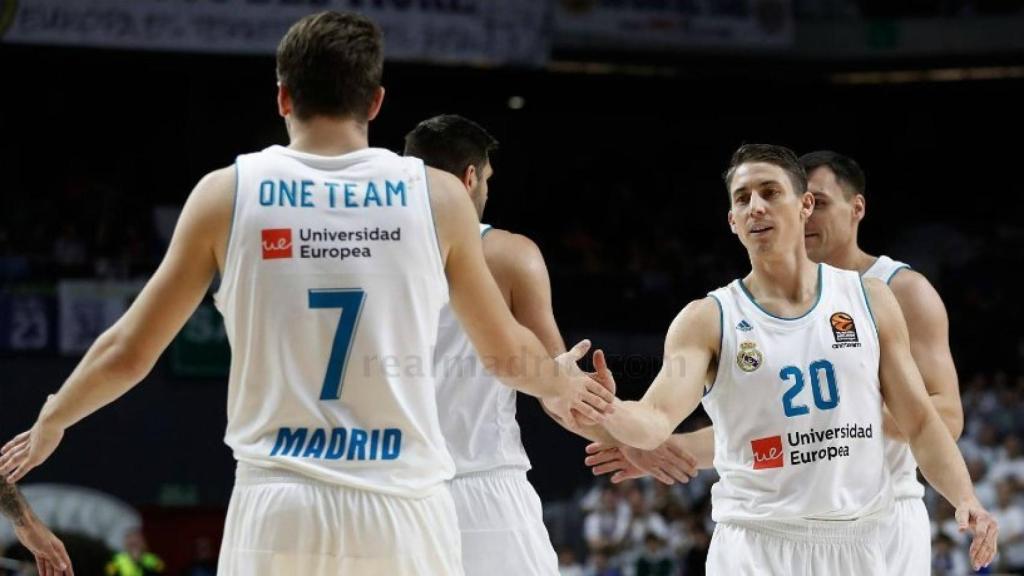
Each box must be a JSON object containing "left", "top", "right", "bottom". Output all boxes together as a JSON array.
[
  {"left": 955, "top": 498, "right": 998, "bottom": 571},
  {"left": 13, "top": 513, "right": 73, "bottom": 576},
  {"left": 0, "top": 412, "right": 65, "bottom": 484},
  {"left": 585, "top": 439, "right": 698, "bottom": 485},
  {"left": 551, "top": 340, "right": 616, "bottom": 429}
]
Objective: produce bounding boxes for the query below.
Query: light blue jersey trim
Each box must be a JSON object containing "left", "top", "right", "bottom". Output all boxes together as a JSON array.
[
  {"left": 704, "top": 295, "right": 724, "bottom": 397},
  {"left": 738, "top": 264, "right": 823, "bottom": 321},
  {"left": 480, "top": 224, "right": 493, "bottom": 238},
  {"left": 421, "top": 163, "right": 447, "bottom": 287},
  {"left": 222, "top": 159, "right": 241, "bottom": 271},
  {"left": 886, "top": 265, "right": 911, "bottom": 285},
  {"left": 859, "top": 276, "right": 880, "bottom": 338}
]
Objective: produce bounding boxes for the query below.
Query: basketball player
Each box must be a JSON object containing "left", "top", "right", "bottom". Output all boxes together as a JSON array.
[
  {"left": 584, "top": 144, "right": 996, "bottom": 574},
  {"left": 586, "top": 151, "right": 960, "bottom": 575},
  {"left": 0, "top": 12, "right": 613, "bottom": 575},
  {"left": 2, "top": 477, "right": 72, "bottom": 575},
  {"left": 404, "top": 114, "right": 562, "bottom": 575}
]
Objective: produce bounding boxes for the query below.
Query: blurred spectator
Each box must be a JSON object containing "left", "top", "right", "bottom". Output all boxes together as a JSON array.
[
  {"left": 632, "top": 532, "right": 675, "bottom": 576},
  {"left": 992, "top": 480, "right": 1024, "bottom": 573},
  {"left": 584, "top": 546, "right": 623, "bottom": 576},
  {"left": 106, "top": 528, "right": 164, "bottom": 576},
  {"left": 584, "top": 488, "right": 630, "bottom": 554},
  {"left": 558, "top": 546, "right": 585, "bottom": 576},
  {"left": 681, "top": 519, "right": 710, "bottom": 576},
  {"left": 932, "top": 533, "right": 970, "bottom": 576},
  {"left": 624, "top": 486, "right": 669, "bottom": 550}
]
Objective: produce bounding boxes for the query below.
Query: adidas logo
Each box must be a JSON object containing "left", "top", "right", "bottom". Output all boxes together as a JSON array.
[{"left": 737, "top": 320, "right": 753, "bottom": 332}]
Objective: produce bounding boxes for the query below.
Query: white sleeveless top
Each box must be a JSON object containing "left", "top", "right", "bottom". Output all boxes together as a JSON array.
[
  {"left": 863, "top": 255, "right": 922, "bottom": 500},
  {"left": 434, "top": 224, "right": 532, "bottom": 476},
  {"left": 702, "top": 264, "right": 892, "bottom": 522},
  {"left": 214, "top": 145, "right": 454, "bottom": 498}
]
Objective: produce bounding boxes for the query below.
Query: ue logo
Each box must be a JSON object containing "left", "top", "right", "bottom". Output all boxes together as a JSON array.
[
  {"left": 751, "top": 435, "right": 784, "bottom": 469},
  {"left": 262, "top": 228, "right": 293, "bottom": 259}
]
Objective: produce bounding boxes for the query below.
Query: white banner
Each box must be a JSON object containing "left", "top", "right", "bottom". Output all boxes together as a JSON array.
[
  {"left": 0, "top": 0, "right": 548, "bottom": 65},
  {"left": 554, "top": 0, "right": 793, "bottom": 50},
  {"left": 57, "top": 279, "right": 145, "bottom": 355}
]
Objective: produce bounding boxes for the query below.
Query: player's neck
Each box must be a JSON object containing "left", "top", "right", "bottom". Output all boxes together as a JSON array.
[
  {"left": 746, "top": 248, "right": 819, "bottom": 307},
  {"left": 286, "top": 115, "right": 370, "bottom": 157},
  {"left": 825, "top": 242, "right": 876, "bottom": 275}
]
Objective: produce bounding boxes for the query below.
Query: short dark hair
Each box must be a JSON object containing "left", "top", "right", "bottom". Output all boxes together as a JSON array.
[
  {"left": 403, "top": 115, "right": 499, "bottom": 177},
  {"left": 724, "top": 144, "right": 807, "bottom": 196},
  {"left": 276, "top": 11, "right": 383, "bottom": 121},
  {"left": 799, "top": 150, "right": 866, "bottom": 198}
]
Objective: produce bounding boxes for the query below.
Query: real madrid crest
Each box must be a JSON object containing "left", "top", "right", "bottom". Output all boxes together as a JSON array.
[{"left": 736, "top": 341, "right": 763, "bottom": 373}]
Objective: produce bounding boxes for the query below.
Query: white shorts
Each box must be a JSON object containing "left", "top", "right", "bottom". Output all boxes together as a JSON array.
[
  {"left": 449, "top": 469, "right": 558, "bottom": 576},
  {"left": 218, "top": 463, "right": 464, "bottom": 576},
  {"left": 882, "top": 498, "right": 930, "bottom": 576},
  {"left": 707, "top": 518, "right": 885, "bottom": 576}
]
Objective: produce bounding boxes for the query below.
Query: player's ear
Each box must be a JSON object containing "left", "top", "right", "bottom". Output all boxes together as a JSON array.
[
  {"left": 366, "top": 86, "right": 385, "bottom": 122},
  {"left": 800, "top": 191, "right": 814, "bottom": 220},
  {"left": 852, "top": 194, "right": 866, "bottom": 223},
  {"left": 727, "top": 210, "right": 737, "bottom": 235},
  {"left": 462, "top": 164, "right": 477, "bottom": 192},
  {"left": 277, "top": 81, "right": 292, "bottom": 118}
]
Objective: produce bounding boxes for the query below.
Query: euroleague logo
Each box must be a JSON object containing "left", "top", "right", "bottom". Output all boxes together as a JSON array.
[
  {"left": 262, "top": 228, "right": 293, "bottom": 259},
  {"left": 830, "top": 312, "right": 861, "bottom": 349},
  {"left": 751, "top": 435, "right": 784, "bottom": 469}
]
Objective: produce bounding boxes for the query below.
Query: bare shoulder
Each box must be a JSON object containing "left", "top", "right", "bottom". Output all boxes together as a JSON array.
[
  {"left": 482, "top": 229, "right": 545, "bottom": 272},
  {"left": 888, "top": 269, "right": 947, "bottom": 315},
  {"left": 666, "top": 297, "right": 721, "bottom": 351},
  {"left": 425, "top": 166, "right": 466, "bottom": 207}
]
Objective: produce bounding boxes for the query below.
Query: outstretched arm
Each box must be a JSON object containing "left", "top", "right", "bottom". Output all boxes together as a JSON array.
[
  {"left": 600, "top": 298, "right": 719, "bottom": 450},
  {"left": 883, "top": 270, "right": 962, "bottom": 441},
  {"left": 2, "top": 478, "right": 73, "bottom": 575},
  {"left": 429, "top": 168, "right": 613, "bottom": 425},
  {"left": 0, "top": 167, "right": 233, "bottom": 483},
  {"left": 867, "top": 278, "right": 996, "bottom": 571}
]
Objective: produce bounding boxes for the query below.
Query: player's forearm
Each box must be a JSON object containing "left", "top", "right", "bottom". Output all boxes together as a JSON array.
[
  {"left": 884, "top": 394, "right": 963, "bottom": 442},
  {"left": 602, "top": 400, "right": 673, "bottom": 451},
  {"left": 541, "top": 402, "right": 617, "bottom": 443},
  {"left": 673, "top": 426, "right": 715, "bottom": 469},
  {"left": 1, "top": 477, "right": 30, "bottom": 527},
  {"left": 485, "top": 324, "right": 569, "bottom": 400},
  {"left": 932, "top": 393, "right": 964, "bottom": 440},
  {"left": 40, "top": 328, "right": 151, "bottom": 431},
  {"left": 908, "top": 411, "right": 977, "bottom": 507}
]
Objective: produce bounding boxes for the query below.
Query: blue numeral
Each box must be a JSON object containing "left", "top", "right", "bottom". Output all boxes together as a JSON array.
[
  {"left": 809, "top": 359, "right": 839, "bottom": 410},
  {"left": 309, "top": 289, "right": 366, "bottom": 401},
  {"left": 781, "top": 359, "right": 839, "bottom": 417},
  {"left": 781, "top": 366, "right": 809, "bottom": 417}
]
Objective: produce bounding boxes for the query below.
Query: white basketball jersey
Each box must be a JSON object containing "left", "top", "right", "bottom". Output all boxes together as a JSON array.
[
  {"left": 214, "top": 145, "right": 454, "bottom": 498},
  {"left": 863, "top": 255, "right": 922, "bottom": 500},
  {"left": 702, "top": 264, "right": 892, "bottom": 522},
  {"left": 434, "top": 224, "right": 531, "bottom": 476}
]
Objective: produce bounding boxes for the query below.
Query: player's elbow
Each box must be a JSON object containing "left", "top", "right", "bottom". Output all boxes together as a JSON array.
[{"left": 944, "top": 409, "right": 964, "bottom": 441}]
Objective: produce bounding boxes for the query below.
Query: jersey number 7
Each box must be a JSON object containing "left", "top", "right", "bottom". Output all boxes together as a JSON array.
[{"left": 309, "top": 289, "right": 366, "bottom": 401}]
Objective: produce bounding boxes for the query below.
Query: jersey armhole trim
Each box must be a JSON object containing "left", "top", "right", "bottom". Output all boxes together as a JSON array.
[
  {"left": 704, "top": 294, "right": 724, "bottom": 397},
  {"left": 421, "top": 162, "right": 449, "bottom": 296},
  {"left": 886, "top": 265, "right": 911, "bottom": 285},
  {"left": 215, "top": 158, "right": 241, "bottom": 302},
  {"left": 480, "top": 224, "right": 494, "bottom": 238},
  {"left": 858, "top": 276, "right": 880, "bottom": 339}
]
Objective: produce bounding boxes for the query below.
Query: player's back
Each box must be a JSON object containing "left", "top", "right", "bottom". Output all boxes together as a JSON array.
[
  {"left": 214, "top": 145, "right": 454, "bottom": 498},
  {"left": 703, "top": 264, "right": 892, "bottom": 523},
  {"left": 434, "top": 224, "right": 531, "bottom": 476}
]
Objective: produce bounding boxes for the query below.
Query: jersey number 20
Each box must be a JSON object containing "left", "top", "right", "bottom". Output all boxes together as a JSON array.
[
  {"left": 780, "top": 359, "right": 839, "bottom": 417},
  {"left": 309, "top": 289, "right": 366, "bottom": 401}
]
